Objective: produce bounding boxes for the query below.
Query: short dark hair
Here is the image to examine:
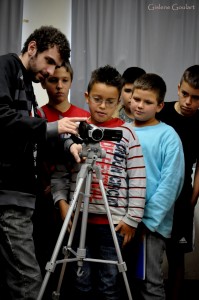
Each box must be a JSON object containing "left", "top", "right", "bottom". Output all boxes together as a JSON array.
[
  {"left": 180, "top": 65, "right": 199, "bottom": 89},
  {"left": 122, "top": 67, "right": 146, "bottom": 84},
  {"left": 62, "top": 61, "right": 73, "bottom": 82},
  {"left": 87, "top": 65, "right": 123, "bottom": 97},
  {"left": 21, "top": 25, "right": 71, "bottom": 62},
  {"left": 133, "top": 73, "right": 166, "bottom": 104}
]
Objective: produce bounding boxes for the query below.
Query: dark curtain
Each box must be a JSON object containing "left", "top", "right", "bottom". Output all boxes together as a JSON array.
[
  {"left": 71, "top": 0, "right": 199, "bottom": 110},
  {"left": 0, "top": 0, "right": 23, "bottom": 55}
]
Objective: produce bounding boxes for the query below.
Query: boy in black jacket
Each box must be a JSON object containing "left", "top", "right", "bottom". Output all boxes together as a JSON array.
[{"left": 157, "top": 65, "right": 199, "bottom": 300}]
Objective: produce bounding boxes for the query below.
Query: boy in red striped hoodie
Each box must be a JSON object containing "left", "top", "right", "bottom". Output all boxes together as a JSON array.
[{"left": 65, "top": 65, "right": 146, "bottom": 300}]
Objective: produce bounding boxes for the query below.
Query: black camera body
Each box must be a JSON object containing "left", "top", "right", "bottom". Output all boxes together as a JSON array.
[{"left": 78, "top": 121, "right": 123, "bottom": 143}]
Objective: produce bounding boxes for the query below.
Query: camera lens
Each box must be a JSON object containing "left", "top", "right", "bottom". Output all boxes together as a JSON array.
[{"left": 90, "top": 128, "right": 104, "bottom": 141}]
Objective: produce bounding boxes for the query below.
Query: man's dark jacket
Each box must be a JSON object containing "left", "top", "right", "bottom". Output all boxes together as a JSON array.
[{"left": 0, "top": 53, "right": 57, "bottom": 208}]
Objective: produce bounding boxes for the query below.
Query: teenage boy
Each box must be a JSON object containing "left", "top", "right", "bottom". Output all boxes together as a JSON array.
[
  {"left": 157, "top": 65, "right": 199, "bottom": 300},
  {"left": 130, "top": 73, "right": 185, "bottom": 300},
  {"left": 113, "top": 67, "right": 146, "bottom": 122},
  {"left": 38, "top": 61, "right": 90, "bottom": 218},
  {"left": 0, "top": 25, "right": 87, "bottom": 299},
  {"left": 64, "top": 65, "right": 146, "bottom": 300},
  {"left": 34, "top": 61, "right": 90, "bottom": 279}
]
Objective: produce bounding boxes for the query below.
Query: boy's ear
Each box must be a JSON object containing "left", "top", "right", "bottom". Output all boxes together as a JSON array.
[
  {"left": 177, "top": 83, "right": 181, "bottom": 96},
  {"left": 85, "top": 92, "right": 89, "bottom": 103},
  {"left": 157, "top": 102, "right": 164, "bottom": 113}
]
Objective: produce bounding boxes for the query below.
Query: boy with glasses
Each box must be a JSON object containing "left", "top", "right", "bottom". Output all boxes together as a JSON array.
[{"left": 64, "top": 65, "right": 146, "bottom": 300}]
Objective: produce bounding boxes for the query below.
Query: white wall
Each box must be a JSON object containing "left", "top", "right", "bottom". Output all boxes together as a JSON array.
[
  {"left": 22, "top": 0, "right": 71, "bottom": 107},
  {"left": 22, "top": 0, "right": 199, "bottom": 280}
]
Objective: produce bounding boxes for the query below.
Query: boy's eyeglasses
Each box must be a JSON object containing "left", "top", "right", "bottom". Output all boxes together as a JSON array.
[{"left": 89, "top": 96, "right": 118, "bottom": 108}]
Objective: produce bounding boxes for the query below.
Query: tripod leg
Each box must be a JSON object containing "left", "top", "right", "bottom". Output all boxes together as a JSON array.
[
  {"left": 95, "top": 167, "right": 133, "bottom": 300},
  {"left": 52, "top": 190, "right": 83, "bottom": 299},
  {"left": 53, "top": 168, "right": 93, "bottom": 297},
  {"left": 76, "top": 171, "right": 92, "bottom": 276},
  {"left": 37, "top": 176, "right": 86, "bottom": 300}
]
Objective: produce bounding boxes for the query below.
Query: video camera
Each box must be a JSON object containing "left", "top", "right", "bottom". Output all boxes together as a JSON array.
[{"left": 78, "top": 121, "right": 123, "bottom": 143}]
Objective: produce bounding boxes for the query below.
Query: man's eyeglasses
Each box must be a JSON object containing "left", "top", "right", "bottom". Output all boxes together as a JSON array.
[{"left": 89, "top": 96, "right": 118, "bottom": 108}]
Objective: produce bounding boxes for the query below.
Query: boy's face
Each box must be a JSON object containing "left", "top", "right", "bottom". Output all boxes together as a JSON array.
[
  {"left": 41, "top": 66, "right": 72, "bottom": 104},
  {"left": 121, "top": 83, "right": 134, "bottom": 113},
  {"left": 27, "top": 42, "right": 63, "bottom": 83},
  {"left": 177, "top": 80, "right": 199, "bottom": 116},
  {"left": 85, "top": 83, "right": 120, "bottom": 125},
  {"left": 131, "top": 88, "right": 163, "bottom": 125}
]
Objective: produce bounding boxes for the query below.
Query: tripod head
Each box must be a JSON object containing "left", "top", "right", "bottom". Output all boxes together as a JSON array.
[{"left": 80, "top": 142, "right": 106, "bottom": 165}]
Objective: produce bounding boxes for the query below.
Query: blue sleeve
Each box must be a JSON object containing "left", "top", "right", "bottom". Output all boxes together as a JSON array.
[{"left": 144, "top": 129, "right": 185, "bottom": 232}]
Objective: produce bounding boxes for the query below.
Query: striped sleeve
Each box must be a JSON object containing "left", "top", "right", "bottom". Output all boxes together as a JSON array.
[{"left": 122, "top": 124, "right": 146, "bottom": 227}]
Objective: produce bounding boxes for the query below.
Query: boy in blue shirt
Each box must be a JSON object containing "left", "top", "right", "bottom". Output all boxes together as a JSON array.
[{"left": 129, "top": 73, "right": 185, "bottom": 300}]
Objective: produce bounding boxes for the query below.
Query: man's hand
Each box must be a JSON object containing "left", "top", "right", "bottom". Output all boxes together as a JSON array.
[{"left": 58, "top": 117, "right": 87, "bottom": 135}]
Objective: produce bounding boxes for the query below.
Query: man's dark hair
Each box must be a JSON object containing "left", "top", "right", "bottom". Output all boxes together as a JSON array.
[
  {"left": 180, "top": 65, "right": 199, "bottom": 89},
  {"left": 21, "top": 25, "right": 71, "bottom": 61},
  {"left": 87, "top": 65, "right": 123, "bottom": 97},
  {"left": 122, "top": 67, "right": 146, "bottom": 84},
  {"left": 133, "top": 73, "right": 166, "bottom": 104}
]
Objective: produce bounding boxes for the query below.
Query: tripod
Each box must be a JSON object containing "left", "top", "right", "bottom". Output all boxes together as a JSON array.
[{"left": 37, "top": 142, "right": 133, "bottom": 300}]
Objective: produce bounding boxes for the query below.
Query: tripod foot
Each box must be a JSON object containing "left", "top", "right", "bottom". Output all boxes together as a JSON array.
[
  {"left": 52, "top": 291, "right": 60, "bottom": 300},
  {"left": 77, "top": 267, "right": 84, "bottom": 277}
]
